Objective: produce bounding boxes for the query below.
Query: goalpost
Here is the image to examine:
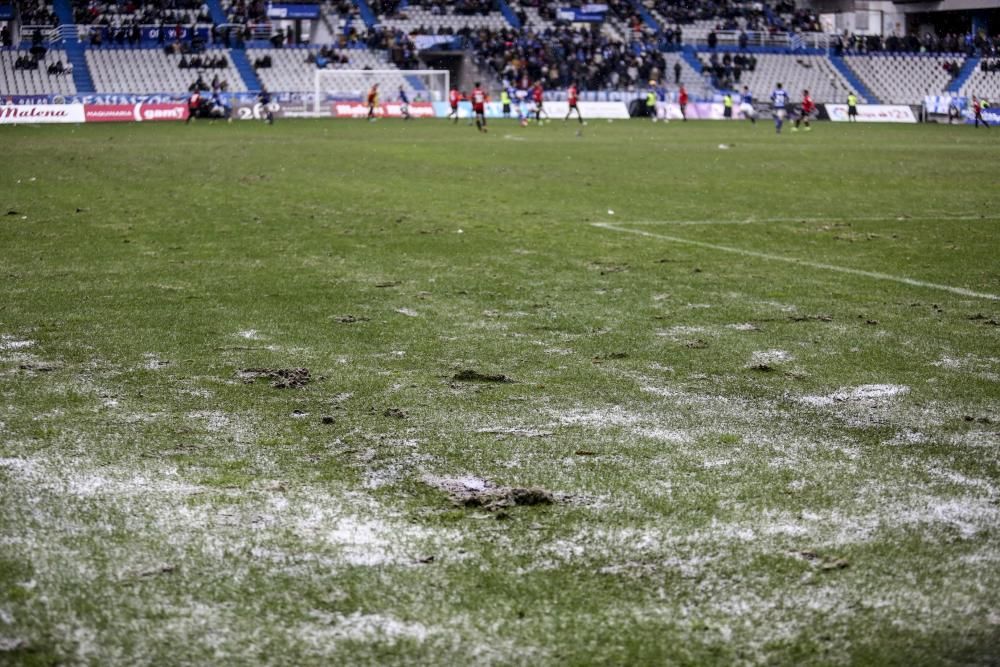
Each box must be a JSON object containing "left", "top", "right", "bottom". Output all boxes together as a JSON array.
[{"left": 313, "top": 69, "right": 450, "bottom": 118}]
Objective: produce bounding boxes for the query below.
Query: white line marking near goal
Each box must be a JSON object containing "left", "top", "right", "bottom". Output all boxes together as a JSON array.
[
  {"left": 624, "top": 214, "right": 1000, "bottom": 226},
  {"left": 592, "top": 222, "right": 1000, "bottom": 301}
]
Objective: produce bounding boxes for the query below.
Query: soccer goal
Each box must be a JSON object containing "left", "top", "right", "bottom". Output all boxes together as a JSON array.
[{"left": 313, "top": 69, "right": 450, "bottom": 118}]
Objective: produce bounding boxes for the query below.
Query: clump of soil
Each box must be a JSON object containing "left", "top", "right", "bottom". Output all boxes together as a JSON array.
[
  {"left": 685, "top": 339, "right": 709, "bottom": 349},
  {"left": 593, "top": 352, "right": 628, "bottom": 362},
  {"left": 790, "top": 550, "right": 850, "bottom": 571},
  {"left": 18, "top": 363, "right": 57, "bottom": 373},
  {"left": 424, "top": 475, "right": 556, "bottom": 511},
  {"left": 334, "top": 315, "right": 370, "bottom": 324},
  {"left": 238, "top": 368, "right": 311, "bottom": 388},
  {"left": 789, "top": 314, "right": 833, "bottom": 322},
  {"left": 452, "top": 369, "right": 514, "bottom": 383},
  {"left": 383, "top": 407, "right": 408, "bottom": 419}
]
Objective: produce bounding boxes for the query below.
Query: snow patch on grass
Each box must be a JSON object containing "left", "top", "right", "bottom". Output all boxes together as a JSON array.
[
  {"left": 798, "top": 384, "right": 910, "bottom": 408},
  {"left": 656, "top": 325, "right": 708, "bottom": 340},
  {"left": 750, "top": 349, "right": 792, "bottom": 365},
  {"left": 557, "top": 406, "right": 640, "bottom": 428},
  {"left": 0, "top": 336, "right": 34, "bottom": 351},
  {"left": 187, "top": 410, "right": 231, "bottom": 432},
  {"left": 299, "top": 611, "right": 431, "bottom": 647}
]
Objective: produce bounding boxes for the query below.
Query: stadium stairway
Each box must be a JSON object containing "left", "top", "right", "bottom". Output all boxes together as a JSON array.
[
  {"left": 828, "top": 54, "right": 877, "bottom": 103},
  {"left": 681, "top": 46, "right": 713, "bottom": 93},
  {"left": 352, "top": 0, "right": 377, "bottom": 29},
  {"left": 494, "top": 0, "right": 521, "bottom": 29},
  {"left": 52, "top": 0, "right": 95, "bottom": 93},
  {"left": 946, "top": 57, "right": 979, "bottom": 94},
  {"left": 230, "top": 49, "right": 262, "bottom": 91},
  {"left": 205, "top": 0, "right": 229, "bottom": 27},
  {"left": 627, "top": 0, "right": 661, "bottom": 34}
]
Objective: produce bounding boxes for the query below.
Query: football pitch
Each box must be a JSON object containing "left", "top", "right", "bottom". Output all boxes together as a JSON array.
[{"left": 1, "top": 118, "right": 998, "bottom": 665}]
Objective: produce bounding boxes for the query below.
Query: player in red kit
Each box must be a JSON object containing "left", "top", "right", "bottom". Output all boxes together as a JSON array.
[
  {"left": 471, "top": 81, "right": 487, "bottom": 132},
  {"left": 565, "top": 82, "right": 583, "bottom": 124},
  {"left": 532, "top": 82, "right": 548, "bottom": 124},
  {"left": 678, "top": 86, "right": 688, "bottom": 121},
  {"left": 447, "top": 86, "right": 460, "bottom": 123},
  {"left": 794, "top": 89, "right": 815, "bottom": 131},
  {"left": 366, "top": 83, "right": 379, "bottom": 121}
]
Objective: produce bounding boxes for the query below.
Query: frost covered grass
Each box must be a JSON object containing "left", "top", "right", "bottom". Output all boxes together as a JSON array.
[{"left": 1, "top": 120, "right": 999, "bottom": 665}]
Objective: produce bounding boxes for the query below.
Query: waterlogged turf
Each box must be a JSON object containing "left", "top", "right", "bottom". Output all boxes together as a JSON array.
[{"left": 1, "top": 119, "right": 998, "bottom": 665}]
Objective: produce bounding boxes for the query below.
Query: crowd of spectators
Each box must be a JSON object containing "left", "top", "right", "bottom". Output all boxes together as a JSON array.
[
  {"left": 179, "top": 52, "right": 227, "bottom": 68},
  {"left": 17, "top": 0, "right": 58, "bottom": 26},
  {"left": 374, "top": 0, "right": 495, "bottom": 19},
  {"left": 651, "top": 0, "right": 767, "bottom": 31},
  {"left": 466, "top": 22, "right": 667, "bottom": 91},
  {"left": 981, "top": 58, "right": 1000, "bottom": 74},
  {"left": 365, "top": 26, "right": 421, "bottom": 68},
  {"left": 72, "top": 0, "right": 208, "bottom": 26},
  {"left": 699, "top": 51, "right": 756, "bottom": 89},
  {"left": 187, "top": 72, "right": 230, "bottom": 91},
  {"left": 225, "top": 0, "right": 267, "bottom": 25},
  {"left": 11, "top": 49, "right": 71, "bottom": 76},
  {"left": 834, "top": 30, "right": 1000, "bottom": 57},
  {"left": 13, "top": 53, "right": 41, "bottom": 68},
  {"left": 306, "top": 46, "right": 352, "bottom": 67},
  {"left": 46, "top": 58, "right": 70, "bottom": 73}
]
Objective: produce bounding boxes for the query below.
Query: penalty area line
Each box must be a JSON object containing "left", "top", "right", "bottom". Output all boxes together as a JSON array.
[
  {"left": 624, "top": 214, "right": 1000, "bottom": 227},
  {"left": 593, "top": 222, "right": 1000, "bottom": 301}
]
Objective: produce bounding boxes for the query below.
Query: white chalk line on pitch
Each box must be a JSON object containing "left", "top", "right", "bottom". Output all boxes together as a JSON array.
[
  {"left": 622, "top": 214, "right": 1000, "bottom": 226},
  {"left": 592, "top": 222, "right": 1000, "bottom": 301}
]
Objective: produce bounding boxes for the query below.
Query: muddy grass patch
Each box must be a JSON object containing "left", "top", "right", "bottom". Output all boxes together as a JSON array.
[
  {"left": 424, "top": 475, "right": 558, "bottom": 511},
  {"left": 451, "top": 369, "right": 514, "bottom": 383},
  {"left": 237, "top": 368, "right": 311, "bottom": 389}
]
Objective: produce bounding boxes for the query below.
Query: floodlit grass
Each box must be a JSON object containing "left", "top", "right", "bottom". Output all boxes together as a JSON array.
[{"left": 1, "top": 118, "right": 999, "bottom": 665}]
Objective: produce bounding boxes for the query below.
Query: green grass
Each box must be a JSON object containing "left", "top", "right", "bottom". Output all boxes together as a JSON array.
[{"left": 1, "top": 118, "right": 999, "bottom": 665}]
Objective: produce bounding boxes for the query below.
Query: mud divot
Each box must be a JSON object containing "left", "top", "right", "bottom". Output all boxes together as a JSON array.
[
  {"left": 238, "top": 368, "right": 311, "bottom": 388},
  {"left": 424, "top": 475, "right": 556, "bottom": 511},
  {"left": 452, "top": 369, "right": 514, "bottom": 383}
]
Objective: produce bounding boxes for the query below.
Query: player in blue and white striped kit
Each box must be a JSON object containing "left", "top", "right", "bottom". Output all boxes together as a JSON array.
[
  {"left": 740, "top": 86, "right": 756, "bottom": 124},
  {"left": 770, "top": 82, "right": 789, "bottom": 133}
]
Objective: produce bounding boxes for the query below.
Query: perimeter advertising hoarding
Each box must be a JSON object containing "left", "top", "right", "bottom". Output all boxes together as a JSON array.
[
  {"left": 330, "top": 101, "right": 436, "bottom": 118},
  {"left": 83, "top": 103, "right": 189, "bottom": 122},
  {"left": 825, "top": 104, "right": 916, "bottom": 123},
  {"left": 266, "top": 3, "right": 320, "bottom": 18},
  {"left": 0, "top": 104, "right": 85, "bottom": 124},
  {"left": 432, "top": 101, "right": 630, "bottom": 119}
]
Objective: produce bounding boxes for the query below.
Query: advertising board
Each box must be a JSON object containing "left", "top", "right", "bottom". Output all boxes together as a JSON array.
[{"left": 825, "top": 104, "right": 916, "bottom": 123}]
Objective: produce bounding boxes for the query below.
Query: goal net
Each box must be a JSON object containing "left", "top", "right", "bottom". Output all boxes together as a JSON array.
[{"left": 313, "top": 69, "right": 450, "bottom": 118}]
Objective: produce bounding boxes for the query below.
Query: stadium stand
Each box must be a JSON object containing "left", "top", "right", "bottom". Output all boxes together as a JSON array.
[
  {"left": 249, "top": 46, "right": 394, "bottom": 92},
  {"left": 0, "top": 48, "right": 76, "bottom": 94},
  {"left": 958, "top": 64, "right": 1000, "bottom": 102},
  {"left": 15, "top": 0, "right": 59, "bottom": 27},
  {"left": 70, "top": 1, "right": 208, "bottom": 27},
  {"left": 221, "top": 0, "right": 267, "bottom": 25},
  {"left": 378, "top": 6, "right": 510, "bottom": 33},
  {"left": 719, "top": 53, "right": 857, "bottom": 103},
  {"left": 87, "top": 47, "right": 247, "bottom": 93},
  {"left": 844, "top": 54, "right": 963, "bottom": 105},
  {"left": 508, "top": 0, "right": 554, "bottom": 33}
]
